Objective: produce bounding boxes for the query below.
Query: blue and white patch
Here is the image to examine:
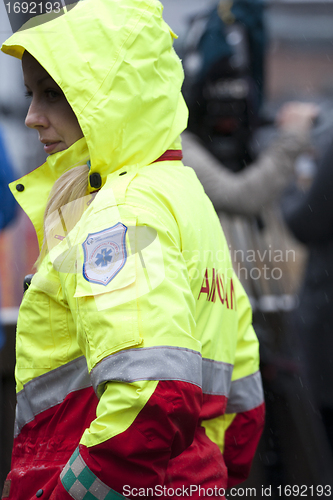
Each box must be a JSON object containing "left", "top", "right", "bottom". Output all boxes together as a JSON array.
[{"left": 82, "top": 223, "right": 128, "bottom": 286}]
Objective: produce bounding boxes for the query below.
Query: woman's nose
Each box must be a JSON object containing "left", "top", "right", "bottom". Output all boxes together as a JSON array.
[{"left": 25, "top": 100, "right": 49, "bottom": 129}]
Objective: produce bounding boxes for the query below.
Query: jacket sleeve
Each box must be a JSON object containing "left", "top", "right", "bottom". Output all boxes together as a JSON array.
[
  {"left": 223, "top": 277, "right": 265, "bottom": 488},
  {"left": 181, "top": 129, "right": 309, "bottom": 216},
  {"left": 51, "top": 204, "right": 203, "bottom": 499}
]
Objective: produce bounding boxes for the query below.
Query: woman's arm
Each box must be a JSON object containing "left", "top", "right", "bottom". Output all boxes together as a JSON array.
[{"left": 51, "top": 203, "right": 202, "bottom": 499}]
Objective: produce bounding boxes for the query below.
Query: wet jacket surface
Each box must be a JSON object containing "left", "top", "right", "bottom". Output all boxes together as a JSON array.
[{"left": 1, "top": 1, "right": 264, "bottom": 499}]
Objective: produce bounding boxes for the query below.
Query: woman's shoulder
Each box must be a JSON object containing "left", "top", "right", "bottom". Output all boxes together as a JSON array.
[
  {"left": 133, "top": 160, "right": 206, "bottom": 197},
  {"left": 89, "top": 161, "right": 218, "bottom": 235},
  {"left": 124, "top": 161, "right": 220, "bottom": 233},
  {"left": 127, "top": 161, "right": 208, "bottom": 213}
]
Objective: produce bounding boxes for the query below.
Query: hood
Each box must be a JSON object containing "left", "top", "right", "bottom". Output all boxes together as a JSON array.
[{"left": 1, "top": 0, "right": 187, "bottom": 244}]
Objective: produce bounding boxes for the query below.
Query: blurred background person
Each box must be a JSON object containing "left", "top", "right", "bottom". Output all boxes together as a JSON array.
[
  {"left": 0, "top": 126, "right": 17, "bottom": 350},
  {"left": 281, "top": 136, "right": 333, "bottom": 454},
  {"left": 180, "top": 0, "right": 318, "bottom": 216},
  {"left": 182, "top": 101, "right": 318, "bottom": 217},
  {"left": 178, "top": 0, "right": 332, "bottom": 493},
  {"left": 0, "top": 124, "right": 17, "bottom": 491},
  {"left": 179, "top": 0, "right": 319, "bottom": 312}
]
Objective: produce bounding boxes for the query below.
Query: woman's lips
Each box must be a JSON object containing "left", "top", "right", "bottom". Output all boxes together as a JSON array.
[{"left": 43, "top": 142, "right": 61, "bottom": 154}]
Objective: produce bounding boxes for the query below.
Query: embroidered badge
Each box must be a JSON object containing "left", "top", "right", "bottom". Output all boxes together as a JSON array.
[{"left": 82, "top": 223, "right": 128, "bottom": 286}]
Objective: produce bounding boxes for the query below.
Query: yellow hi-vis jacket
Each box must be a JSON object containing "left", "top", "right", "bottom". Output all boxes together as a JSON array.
[{"left": 2, "top": 1, "right": 264, "bottom": 499}]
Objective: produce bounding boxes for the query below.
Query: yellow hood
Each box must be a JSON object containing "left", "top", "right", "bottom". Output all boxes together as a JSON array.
[{"left": 1, "top": 0, "right": 187, "bottom": 244}]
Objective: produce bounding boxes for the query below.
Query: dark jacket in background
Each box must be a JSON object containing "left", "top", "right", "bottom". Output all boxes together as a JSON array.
[
  {"left": 282, "top": 138, "right": 333, "bottom": 411},
  {"left": 0, "top": 129, "right": 17, "bottom": 231},
  {"left": 0, "top": 127, "right": 17, "bottom": 349}
]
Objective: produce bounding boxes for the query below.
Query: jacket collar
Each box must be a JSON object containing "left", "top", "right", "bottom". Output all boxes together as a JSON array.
[{"left": 9, "top": 137, "right": 89, "bottom": 248}]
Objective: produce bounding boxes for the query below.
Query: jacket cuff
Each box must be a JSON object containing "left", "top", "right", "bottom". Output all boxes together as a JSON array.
[{"left": 55, "top": 447, "right": 126, "bottom": 500}]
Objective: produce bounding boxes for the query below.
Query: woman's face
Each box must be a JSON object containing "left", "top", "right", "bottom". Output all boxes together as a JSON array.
[{"left": 22, "top": 52, "right": 84, "bottom": 155}]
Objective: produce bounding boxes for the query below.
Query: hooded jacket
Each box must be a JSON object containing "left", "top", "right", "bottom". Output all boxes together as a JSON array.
[{"left": 1, "top": 1, "right": 264, "bottom": 499}]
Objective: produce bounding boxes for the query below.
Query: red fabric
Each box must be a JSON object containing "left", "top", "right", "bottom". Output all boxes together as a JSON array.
[
  {"left": 164, "top": 425, "right": 228, "bottom": 499},
  {"left": 52, "top": 387, "right": 231, "bottom": 500},
  {"left": 6, "top": 376, "right": 263, "bottom": 499},
  {"left": 73, "top": 380, "right": 202, "bottom": 496},
  {"left": 224, "top": 402, "right": 265, "bottom": 488},
  {"left": 52, "top": 382, "right": 231, "bottom": 500},
  {"left": 6, "top": 386, "right": 97, "bottom": 500},
  {"left": 153, "top": 150, "right": 183, "bottom": 163},
  {"left": 49, "top": 482, "right": 72, "bottom": 500},
  {"left": 200, "top": 393, "right": 228, "bottom": 421}
]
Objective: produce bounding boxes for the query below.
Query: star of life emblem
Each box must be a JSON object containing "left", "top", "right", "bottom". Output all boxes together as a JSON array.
[{"left": 82, "top": 223, "right": 128, "bottom": 286}]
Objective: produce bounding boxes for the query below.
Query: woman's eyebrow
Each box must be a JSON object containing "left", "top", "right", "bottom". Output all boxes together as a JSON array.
[
  {"left": 37, "top": 75, "right": 53, "bottom": 85},
  {"left": 24, "top": 75, "right": 53, "bottom": 88}
]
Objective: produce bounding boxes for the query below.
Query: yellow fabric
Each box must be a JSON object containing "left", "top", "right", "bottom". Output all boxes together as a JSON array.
[
  {"left": 231, "top": 280, "right": 261, "bottom": 381},
  {"left": 2, "top": 0, "right": 260, "bottom": 448},
  {"left": 202, "top": 413, "right": 236, "bottom": 455},
  {"left": 2, "top": 0, "right": 187, "bottom": 177},
  {"left": 3, "top": 0, "right": 187, "bottom": 247},
  {"left": 81, "top": 381, "right": 159, "bottom": 448},
  {"left": 9, "top": 138, "right": 89, "bottom": 248}
]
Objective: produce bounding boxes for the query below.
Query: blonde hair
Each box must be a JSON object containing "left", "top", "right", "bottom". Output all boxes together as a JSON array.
[{"left": 36, "top": 163, "right": 89, "bottom": 267}]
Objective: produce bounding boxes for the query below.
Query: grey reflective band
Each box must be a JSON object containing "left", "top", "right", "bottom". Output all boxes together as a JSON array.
[
  {"left": 90, "top": 346, "right": 203, "bottom": 395},
  {"left": 91, "top": 346, "right": 234, "bottom": 397},
  {"left": 225, "top": 370, "right": 264, "bottom": 414},
  {"left": 14, "top": 347, "right": 261, "bottom": 438},
  {"left": 15, "top": 356, "right": 91, "bottom": 437},
  {"left": 61, "top": 447, "right": 125, "bottom": 499},
  {"left": 202, "top": 358, "right": 233, "bottom": 396}
]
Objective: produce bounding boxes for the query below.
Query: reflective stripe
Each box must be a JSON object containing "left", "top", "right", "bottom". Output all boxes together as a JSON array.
[
  {"left": 15, "top": 347, "right": 253, "bottom": 437},
  {"left": 14, "top": 356, "right": 91, "bottom": 437},
  {"left": 202, "top": 358, "right": 233, "bottom": 396},
  {"left": 90, "top": 346, "right": 202, "bottom": 395},
  {"left": 91, "top": 346, "right": 233, "bottom": 398},
  {"left": 61, "top": 447, "right": 125, "bottom": 499},
  {"left": 225, "top": 370, "right": 264, "bottom": 413}
]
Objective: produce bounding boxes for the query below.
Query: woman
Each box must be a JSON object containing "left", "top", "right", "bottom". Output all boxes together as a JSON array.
[{"left": 1, "top": 1, "right": 264, "bottom": 499}]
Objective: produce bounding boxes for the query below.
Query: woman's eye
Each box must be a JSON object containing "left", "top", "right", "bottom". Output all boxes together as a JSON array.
[
  {"left": 24, "top": 90, "right": 32, "bottom": 99},
  {"left": 45, "top": 89, "right": 61, "bottom": 99}
]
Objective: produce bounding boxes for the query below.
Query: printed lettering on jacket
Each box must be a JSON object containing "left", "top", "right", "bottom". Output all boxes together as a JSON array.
[{"left": 198, "top": 268, "right": 236, "bottom": 310}]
